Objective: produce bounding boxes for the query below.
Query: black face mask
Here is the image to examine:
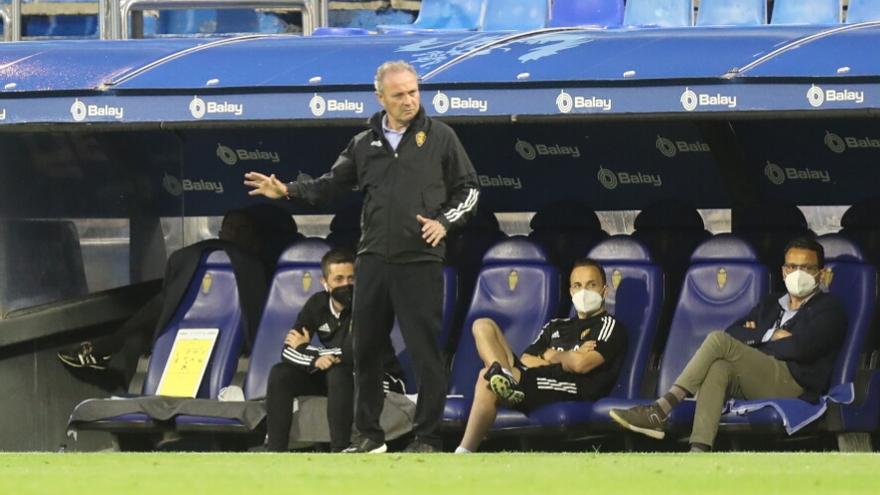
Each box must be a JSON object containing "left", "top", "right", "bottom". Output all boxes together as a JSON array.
[{"left": 330, "top": 284, "right": 354, "bottom": 308}]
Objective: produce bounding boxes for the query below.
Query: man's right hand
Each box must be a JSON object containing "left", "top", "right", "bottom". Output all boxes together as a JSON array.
[
  {"left": 244, "top": 171, "right": 289, "bottom": 199},
  {"left": 285, "top": 328, "right": 310, "bottom": 348},
  {"left": 314, "top": 355, "right": 340, "bottom": 370}
]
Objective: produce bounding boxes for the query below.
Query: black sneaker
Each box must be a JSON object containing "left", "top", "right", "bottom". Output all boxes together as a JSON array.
[
  {"left": 58, "top": 342, "right": 111, "bottom": 370},
  {"left": 341, "top": 438, "right": 387, "bottom": 454},
  {"left": 609, "top": 404, "right": 667, "bottom": 440},
  {"left": 483, "top": 361, "right": 524, "bottom": 405},
  {"left": 402, "top": 438, "right": 441, "bottom": 453}
]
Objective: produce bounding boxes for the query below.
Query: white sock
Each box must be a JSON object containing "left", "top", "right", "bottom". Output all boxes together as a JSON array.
[{"left": 454, "top": 446, "right": 471, "bottom": 454}]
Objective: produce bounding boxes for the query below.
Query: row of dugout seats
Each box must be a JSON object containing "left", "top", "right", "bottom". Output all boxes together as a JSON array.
[{"left": 72, "top": 229, "right": 880, "bottom": 451}]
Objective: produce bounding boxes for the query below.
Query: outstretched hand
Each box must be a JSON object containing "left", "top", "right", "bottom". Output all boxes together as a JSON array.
[
  {"left": 416, "top": 214, "right": 447, "bottom": 247},
  {"left": 244, "top": 171, "right": 289, "bottom": 199}
]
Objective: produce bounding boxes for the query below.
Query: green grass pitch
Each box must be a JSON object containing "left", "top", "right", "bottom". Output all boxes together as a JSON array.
[{"left": 1, "top": 453, "right": 878, "bottom": 494}]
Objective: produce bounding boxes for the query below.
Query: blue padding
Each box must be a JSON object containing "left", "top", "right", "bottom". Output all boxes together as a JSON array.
[
  {"left": 378, "top": 0, "right": 482, "bottom": 32},
  {"left": 696, "top": 0, "right": 767, "bottom": 26},
  {"left": 244, "top": 240, "right": 330, "bottom": 399},
  {"left": 482, "top": 0, "right": 549, "bottom": 31},
  {"left": 846, "top": 0, "right": 880, "bottom": 23},
  {"left": 818, "top": 233, "right": 865, "bottom": 262},
  {"left": 550, "top": 0, "right": 625, "bottom": 28},
  {"left": 482, "top": 236, "right": 549, "bottom": 264},
  {"left": 690, "top": 233, "right": 759, "bottom": 262},
  {"left": 624, "top": 0, "right": 693, "bottom": 27},
  {"left": 588, "top": 235, "right": 653, "bottom": 262},
  {"left": 312, "top": 27, "right": 371, "bottom": 36},
  {"left": 143, "top": 249, "right": 245, "bottom": 399},
  {"left": 771, "top": 0, "right": 841, "bottom": 25},
  {"left": 390, "top": 266, "right": 458, "bottom": 394},
  {"left": 447, "top": 238, "right": 560, "bottom": 401}
]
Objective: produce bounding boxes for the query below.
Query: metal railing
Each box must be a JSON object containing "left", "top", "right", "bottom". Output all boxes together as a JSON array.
[{"left": 1, "top": 0, "right": 328, "bottom": 41}]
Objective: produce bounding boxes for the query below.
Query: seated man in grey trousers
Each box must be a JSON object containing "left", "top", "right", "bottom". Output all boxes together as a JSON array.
[{"left": 610, "top": 236, "right": 847, "bottom": 452}]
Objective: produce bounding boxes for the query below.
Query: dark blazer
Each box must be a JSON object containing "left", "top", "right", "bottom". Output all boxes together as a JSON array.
[{"left": 726, "top": 291, "right": 848, "bottom": 402}]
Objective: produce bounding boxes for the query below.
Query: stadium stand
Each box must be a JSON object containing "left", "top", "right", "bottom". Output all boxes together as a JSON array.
[
  {"left": 377, "top": 0, "right": 483, "bottom": 32},
  {"left": 481, "top": 0, "right": 549, "bottom": 31},
  {"left": 845, "top": 0, "right": 880, "bottom": 23},
  {"left": 69, "top": 250, "right": 247, "bottom": 448},
  {"left": 770, "top": 0, "right": 842, "bottom": 25},
  {"left": 549, "top": 0, "right": 624, "bottom": 28},
  {"left": 623, "top": 0, "right": 693, "bottom": 27},
  {"left": 443, "top": 237, "right": 560, "bottom": 431},
  {"left": 593, "top": 235, "right": 770, "bottom": 437},
  {"left": 711, "top": 234, "right": 878, "bottom": 451},
  {"left": 696, "top": 0, "right": 768, "bottom": 26}
]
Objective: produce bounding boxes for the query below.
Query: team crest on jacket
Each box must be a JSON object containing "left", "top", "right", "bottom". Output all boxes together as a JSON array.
[
  {"left": 416, "top": 131, "right": 427, "bottom": 147},
  {"left": 580, "top": 328, "right": 591, "bottom": 340}
]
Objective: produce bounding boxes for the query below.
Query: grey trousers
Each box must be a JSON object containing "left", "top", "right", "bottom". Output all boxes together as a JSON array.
[{"left": 674, "top": 331, "right": 804, "bottom": 446}]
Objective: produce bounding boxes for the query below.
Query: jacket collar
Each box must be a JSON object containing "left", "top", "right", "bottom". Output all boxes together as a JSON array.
[{"left": 368, "top": 106, "right": 429, "bottom": 138}]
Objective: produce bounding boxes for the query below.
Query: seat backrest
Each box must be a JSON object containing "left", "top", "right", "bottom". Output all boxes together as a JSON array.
[
  {"left": 448, "top": 237, "right": 560, "bottom": 396},
  {"left": 657, "top": 235, "right": 769, "bottom": 393},
  {"left": 586, "top": 236, "right": 665, "bottom": 399},
  {"left": 846, "top": 0, "right": 880, "bottom": 23},
  {"left": 143, "top": 250, "right": 246, "bottom": 399},
  {"left": 244, "top": 239, "right": 330, "bottom": 399},
  {"left": 771, "top": 0, "right": 841, "bottom": 25},
  {"left": 817, "top": 234, "right": 877, "bottom": 386},
  {"left": 624, "top": 0, "right": 693, "bottom": 27},
  {"left": 390, "top": 266, "right": 459, "bottom": 393},
  {"left": 412, "top": 0, "right": 484, "bottom": 30},
  {"left": 696, "top": 0, "right": 767, "bottom": 26},
  {"left": 482, "top": 0, "right": 550, "bottom": 31},
  {"left": 550, "top": 0, "right": 625, "bottom": 27}
]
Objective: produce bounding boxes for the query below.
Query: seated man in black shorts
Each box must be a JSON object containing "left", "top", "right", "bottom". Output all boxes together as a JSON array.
[
  {"left": 454, "top": 258, "right": 627, "bottom": 453},
  {"left": 265, "top": 248, "right": 405, "bottom": 452}
]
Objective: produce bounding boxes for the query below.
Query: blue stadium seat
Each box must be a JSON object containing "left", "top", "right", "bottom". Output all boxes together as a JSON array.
[
  {"left": 390, "top": 266, "right": 459, "bottom": 393},
  {"left": 846, "top": 0, "right": 880, "bottom": 23},
  {"left": 771, "top": 0, "right": 841, "bottom": 25},
  {"left": 482, "top": 0, "right": 550, "bottom": 31},
  {"left": 443, "top": 237, "right": 560, "bottom": 430},
  {"left": 378, "top": 0, "right": 483, "bottom": 32},
  {"left": 593, "top": 235, "right": 769, "bottom": 428},
  {"left": 718, "top": 235, "right": 878, "bottom": 440},
  {"left": 175, "top": 239, "right": 329, "bottom": 432},
  {"left": 696, "top": 0, "right": 767, "bottom": 26},
  {"left": 75, "top": 250, "right": 248, "bottom": 432},
  {"left": 549, "top": 0, "right": 624, "bottom": 28},
  {"left": 312, "top": 27, "right": 371, "bottom": 36},
  {"left": 624, "top": 0, "right": 693, "bottom": 27},
  {"left": 525, "top": 236, "right": 665, "bottom": 431}
]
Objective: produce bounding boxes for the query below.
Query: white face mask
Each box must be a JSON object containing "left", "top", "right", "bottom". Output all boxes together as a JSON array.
[
  {"left": 572, "top": 289, "right": 603, "bottom": 315},
  {"left": 784, "top": 269, "right": 818, "bottom": 298}
]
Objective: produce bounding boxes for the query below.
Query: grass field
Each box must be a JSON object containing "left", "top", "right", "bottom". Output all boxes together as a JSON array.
[{"left": 1, "top": 453, "right": 878, "bottom": 494}]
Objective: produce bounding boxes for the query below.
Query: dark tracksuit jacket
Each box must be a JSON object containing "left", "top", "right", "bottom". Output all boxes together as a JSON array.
[{"left": 725, "top": 291, "right": 848, "bottom": 402}]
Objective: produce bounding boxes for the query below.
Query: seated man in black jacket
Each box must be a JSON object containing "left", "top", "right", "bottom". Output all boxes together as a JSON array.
[
  {"left": 265, "top": 248, "right": 404, "bottom": 452},
  {"left": 610, "top": 237, "right": 847, "bottom": 452}
]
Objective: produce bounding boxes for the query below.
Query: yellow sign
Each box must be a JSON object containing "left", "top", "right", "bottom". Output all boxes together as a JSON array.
[
  {"left": 717, "top": 267, "right": 728, "bottom": 290},
  {"left": 508, "top": 270, "right": 519, "bottom": 291},
  {"left": 201, "top": 273, "right": 213, "bottom": 294},
  {"left": 822, "top": 267, "right": 834, "bottom": 288},
  {"left": 302, "top": 271, "right": 313, "bottom": 292},
  {"left": 416, "top": 131, "right": 427, "bottom": 147},
  {"left": 156, "top": 328, "right": 219, "bottom": 398},
  {"left": 611, "top": 269, "right": 622, "bottom": 290}
]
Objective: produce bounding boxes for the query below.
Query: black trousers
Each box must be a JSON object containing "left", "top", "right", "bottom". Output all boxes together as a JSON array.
[
  {"left": 353, "top": 255, "right": 445, "bottom": 443},
  {"left": 265, "top": 361, "right": 355, "bottom": 452}
]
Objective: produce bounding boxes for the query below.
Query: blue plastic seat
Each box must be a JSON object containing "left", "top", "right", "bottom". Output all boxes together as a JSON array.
[
  {"left": 771, "top": 0, "right": 841, "bottom": 25},
  {"left": 846, "top": 0, "right": 880, "bottom": 23},
  {"left": 76, "top": 250, "right": 248, "bottom": 432},
  {"left": 624, "top": 0, "right": 693, "bottom": 27},
  {"left": 550, "top": 0, "right": 624, "bottom": 28},
  {"left": 696, "top": 0, "right": 767, "bottom": 26},
  {"left": 593, "top": 235, "right": 769, "bottom": 427},
  {"left": 718, "top": 235, "right": 878, "bottom": 439},
  {"left": 482, "top": 0, "right": 550, "bottom": 31},
  {"left": 312, "top": 27, "right": 371, "bottom": 36},
  {"left": 378, "top": 0, "right": 483, "bottom": 33},
  {"left": 443, "top": 237, "right": 560, "bottom": 430}
]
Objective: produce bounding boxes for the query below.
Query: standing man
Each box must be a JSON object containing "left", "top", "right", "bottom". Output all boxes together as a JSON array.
[{"left": 244, "top": 60, "right": 480, "bottom": 453}]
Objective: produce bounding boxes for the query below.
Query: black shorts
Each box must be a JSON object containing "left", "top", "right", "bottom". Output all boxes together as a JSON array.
[{"left": 514, "top": 363, "right": 586, "bottom": 412}]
